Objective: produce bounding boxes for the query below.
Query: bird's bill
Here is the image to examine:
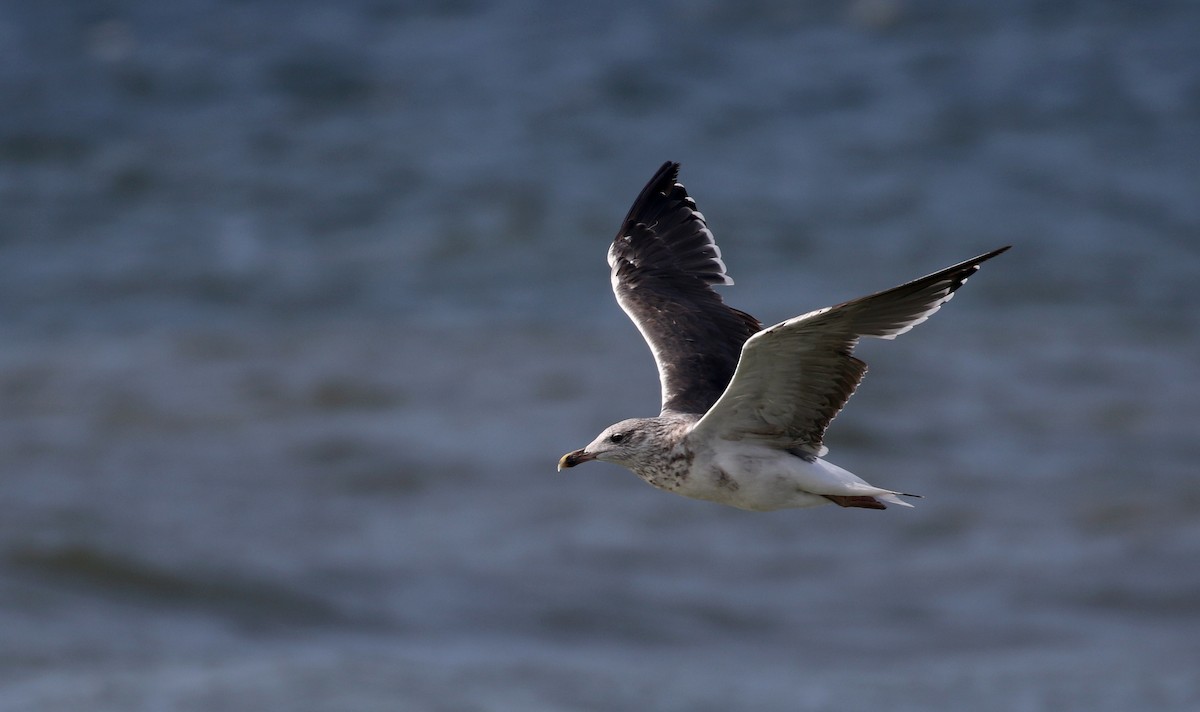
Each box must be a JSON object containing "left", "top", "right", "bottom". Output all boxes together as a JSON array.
[{"left": 557, "top": 449, "right": 596, "bottom": 470}]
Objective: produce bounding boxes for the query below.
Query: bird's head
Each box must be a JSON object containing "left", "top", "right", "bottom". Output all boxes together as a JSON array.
[{"left": 558, "top": 418, "right": 660, "bottom": 471}]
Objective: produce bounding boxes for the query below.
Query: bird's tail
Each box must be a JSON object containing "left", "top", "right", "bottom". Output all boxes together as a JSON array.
[{"left": 824, "top": 492, "right": 919, "bottom": 509}]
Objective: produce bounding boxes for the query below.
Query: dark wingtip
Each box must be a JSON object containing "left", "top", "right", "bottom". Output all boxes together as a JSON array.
[
  {"left": 959, "top": 246, "right": 1011, "bottom": 272},
  {"left": 616, "top": 162, "right": 684, "bottom": 234},
  {"left": 649, "top": 161, "right": 680, "bottom": 191},
  {"left": 953, "top": 245, "right": 1011, "bottom": 288}
]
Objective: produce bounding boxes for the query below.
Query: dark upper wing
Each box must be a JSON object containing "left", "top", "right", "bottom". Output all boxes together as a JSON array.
[
  {"left": 691, "top": 246, "right": 1011, "bottom": 454},
  {"left": 608, "top": 162, "right": 762, "bottom": 415}
]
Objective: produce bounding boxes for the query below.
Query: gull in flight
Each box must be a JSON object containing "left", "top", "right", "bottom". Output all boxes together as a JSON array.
[{"left": 558, "top": 161, "right": 1008, "bottom": 511}]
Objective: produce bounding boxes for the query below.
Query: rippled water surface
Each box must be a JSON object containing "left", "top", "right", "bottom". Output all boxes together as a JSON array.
[{"left": 2, "top": 1, "right": 1199, "bottom": 710}]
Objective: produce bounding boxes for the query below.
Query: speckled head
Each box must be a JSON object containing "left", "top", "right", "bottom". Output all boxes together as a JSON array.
[{"left": 557, "top": 416, "right": 689, "bottom": 473}]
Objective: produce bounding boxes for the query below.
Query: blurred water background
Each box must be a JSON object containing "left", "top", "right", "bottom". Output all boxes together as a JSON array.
[{"left": 2, "top": 1, "right": 1199, "bottom": 710}]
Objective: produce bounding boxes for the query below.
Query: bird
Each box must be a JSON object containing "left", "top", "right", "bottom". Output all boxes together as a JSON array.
[{"left": 557, "top": 161, "right": 1009, "bottom": 511}]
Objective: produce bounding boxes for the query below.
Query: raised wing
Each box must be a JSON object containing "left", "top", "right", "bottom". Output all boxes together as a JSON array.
[
  {"left": 690, "top": 246, "right": 1010, "bottom": 454},
  {"left": 609, "top": 162, "right": 761, "bottom": 415}
]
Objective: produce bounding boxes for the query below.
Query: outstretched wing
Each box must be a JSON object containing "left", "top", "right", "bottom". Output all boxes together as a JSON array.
[
  {"left": 609, "top": 162, "right": 762, "bottom": 415},
  {"left": 690, "top": 246, "right": 1010, "bottom": 454}
]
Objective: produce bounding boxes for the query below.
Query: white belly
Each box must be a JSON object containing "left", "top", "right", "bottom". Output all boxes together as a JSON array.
[{"left": 679, "top": 441, "right": 908, "bottom": 511}]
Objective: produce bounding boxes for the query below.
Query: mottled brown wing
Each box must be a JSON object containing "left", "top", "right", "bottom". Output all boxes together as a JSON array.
[
  {"left": 609, "top": 162, "right": 761, "bottom": 415},
  {"left": 691, "top": 246, "right": 1010, "bottom": 454}
]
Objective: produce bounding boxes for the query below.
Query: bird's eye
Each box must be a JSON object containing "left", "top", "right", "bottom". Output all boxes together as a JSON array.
[{"left": 609, "top": 432, "right": 627, "bottom": 444}]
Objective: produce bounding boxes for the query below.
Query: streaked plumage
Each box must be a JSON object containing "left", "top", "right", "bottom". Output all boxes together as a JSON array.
[{"left": 559, "top": 162, "right": 1008, "bottom": 511}]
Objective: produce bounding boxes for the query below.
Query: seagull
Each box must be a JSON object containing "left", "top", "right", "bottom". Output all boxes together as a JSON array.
[{"left": 558, "top": 161, "right": 1009, "bottom": 511}]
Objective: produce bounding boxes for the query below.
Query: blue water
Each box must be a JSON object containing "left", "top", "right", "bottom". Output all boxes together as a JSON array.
[{"left": 2, "top": 1, "right": 1199, "bottom": 710}]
